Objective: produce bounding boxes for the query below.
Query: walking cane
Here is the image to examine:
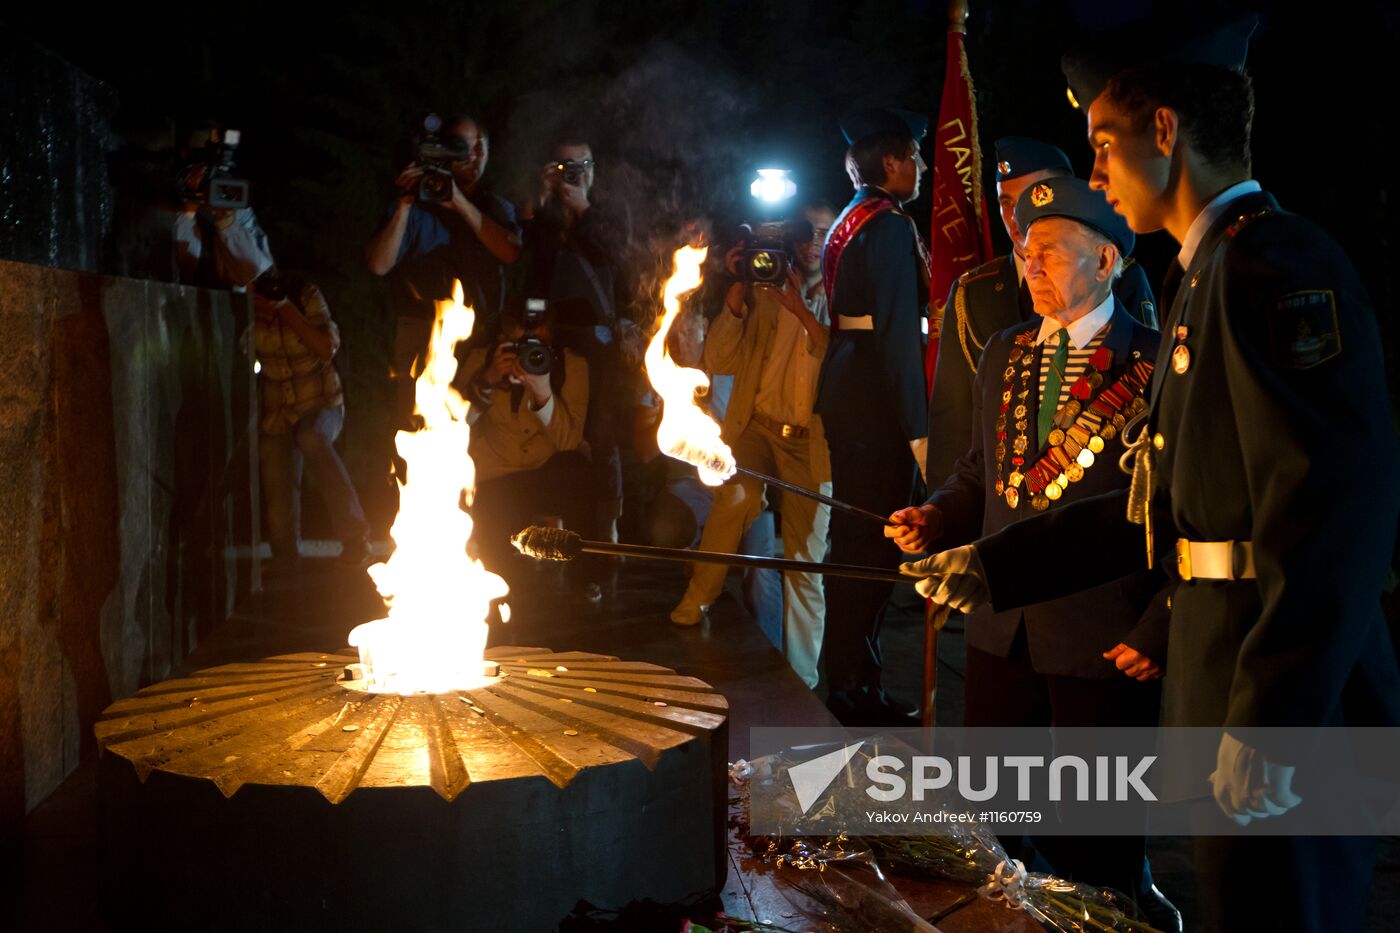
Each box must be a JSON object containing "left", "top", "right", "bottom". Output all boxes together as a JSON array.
[{"left": 922, "top": 600, "right": 954, "bottom": 727}]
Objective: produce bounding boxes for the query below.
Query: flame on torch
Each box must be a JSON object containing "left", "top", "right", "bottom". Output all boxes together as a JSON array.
[
  {"left": 644, "top": 246, "right": 736, "bottom": 486},
  {"left": 347, "top": 282, "right": 509, "bottom": 694}
]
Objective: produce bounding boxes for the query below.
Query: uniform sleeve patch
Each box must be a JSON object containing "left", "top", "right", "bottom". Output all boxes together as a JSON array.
[{"left": 1269, "top": 290, "right": 1340, "bottom": 369}]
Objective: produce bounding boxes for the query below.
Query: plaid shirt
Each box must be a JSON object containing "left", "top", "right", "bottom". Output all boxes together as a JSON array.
[{"left": 254, "top": 282, "right": 343, "bottom": 434}]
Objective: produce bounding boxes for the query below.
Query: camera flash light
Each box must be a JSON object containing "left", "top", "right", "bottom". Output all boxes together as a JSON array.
[{"left": 750, "top": 168, "right": 796, "bottom": 204}]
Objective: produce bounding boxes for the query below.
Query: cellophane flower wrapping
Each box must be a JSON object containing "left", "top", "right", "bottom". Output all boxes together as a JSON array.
[{"left": 730, "top": 745, "right": 1166, "bottom": 933}]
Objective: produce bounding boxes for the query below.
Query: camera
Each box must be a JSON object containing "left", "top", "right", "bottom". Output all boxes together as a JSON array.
[
  {"left": 253, "top": 268, "right": 289, "bottom": 303},
  {"left": 506, "top": 298, "right": 553, "bottom": 376},
  {"left": 254, "top": 267, "right": 298, "bottom": 303},
  {"left": 552, "top": 159, "right": 590, "bottom": 186},
  {"left": 413, "top": 112, "right": 470, "bottom": 203},
  {"left": 736, "top": 221, "right": 790, "bottom": 285},
  {"left": 177, "top": 127, "right": 250, "bottom": 209}
]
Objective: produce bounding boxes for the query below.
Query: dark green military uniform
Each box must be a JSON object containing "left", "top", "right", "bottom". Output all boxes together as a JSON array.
[
  {"left": 974, "top": 184, "right": 1400, "bottom": 933},
  {"left": 964, "top": 14, "right": 1400, "bottom": 931},
  {"left": 978, "top": 187, "right": 1400, "bottom": 732},
  {"left": 927, "top": 253, "right": 1156, "bottom": 488}
]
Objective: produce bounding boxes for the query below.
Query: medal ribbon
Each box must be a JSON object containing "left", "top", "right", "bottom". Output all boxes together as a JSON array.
[{"left": 1021, "top": 360, "right": 1153, "bottom": 500}]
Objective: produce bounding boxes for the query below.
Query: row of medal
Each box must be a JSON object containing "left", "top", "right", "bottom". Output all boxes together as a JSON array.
[{"left": 993, "top": 331, "right": 1154, "bottom": 511}]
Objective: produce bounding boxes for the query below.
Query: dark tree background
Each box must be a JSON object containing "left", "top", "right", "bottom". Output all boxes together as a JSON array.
[{"left": 8, "top": 0, "right": 1397, "bottom": 527}]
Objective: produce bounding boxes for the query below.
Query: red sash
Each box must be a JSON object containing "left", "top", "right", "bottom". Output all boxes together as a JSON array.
[{"left": 822, "top": 190, "right": 932, "bottom": 331}]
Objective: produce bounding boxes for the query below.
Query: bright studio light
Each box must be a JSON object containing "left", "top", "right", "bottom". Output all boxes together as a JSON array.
[{"left": 750, "top": 168, "right": 796, "bottom": 204}]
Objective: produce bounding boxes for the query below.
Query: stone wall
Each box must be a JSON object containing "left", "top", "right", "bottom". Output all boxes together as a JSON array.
[
  {"left": 0, "top": 36, "right": 116, "bottom": 274},
  {"left": 0, "top": 260, "right": 258, "bottom": 825}
]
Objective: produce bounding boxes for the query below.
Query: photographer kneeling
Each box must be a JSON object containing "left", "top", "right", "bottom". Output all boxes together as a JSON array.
[{"left": 459, "top": 299, "right": 601, "bottom": 603}]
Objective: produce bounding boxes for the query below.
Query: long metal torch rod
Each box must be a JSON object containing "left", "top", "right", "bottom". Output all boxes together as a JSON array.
[
  {"left": 574, "top": 539, "right": 912, "bottom": 585},
  {"left": 733, "top": 466, "right": 894, "bottom": 527}
]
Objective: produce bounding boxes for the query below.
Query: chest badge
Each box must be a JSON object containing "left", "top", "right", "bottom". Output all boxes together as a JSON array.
[{"left": 1172, "top": 344, "right": 1191, "bottom": 374}]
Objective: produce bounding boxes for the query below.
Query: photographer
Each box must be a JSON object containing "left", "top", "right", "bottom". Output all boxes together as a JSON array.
[
  {"left": 110, "top": 117, "right": 273, "bottom": 289},
  {"left": 250, "top": 268, "right": 371, "bottom": 574},
  {"left": 365, "top": 112, "right": 522, "bottom": 426},
  {"left": 669, "top": 204, "right": 836, "bottom": 690},
  {"left": 522, "top": 137, "right": 635, "bottom": 544},
  {"left": 457, "top": 299, "right": 600, "bottom": 603}
]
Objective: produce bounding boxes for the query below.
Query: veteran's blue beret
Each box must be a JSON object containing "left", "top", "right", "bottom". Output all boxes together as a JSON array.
[
  {"left": 840, "top": 108, "right": 928, "bottom": 146},
  {"left": 1013, "top": 176, "right": 1135, "bottom": 256},
  {"left": 1061, "top": 12, "right": 1258, "bottom": 111},
  {"left": 994, "top": 137, "right": 1073, "bottom": 183}
]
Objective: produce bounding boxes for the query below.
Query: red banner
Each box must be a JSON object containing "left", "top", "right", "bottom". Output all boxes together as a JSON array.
[{"left": 926, "top": 29, "right": 994, "bottom": 396}]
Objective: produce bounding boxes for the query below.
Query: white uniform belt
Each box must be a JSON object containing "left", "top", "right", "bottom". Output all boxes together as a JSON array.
[
  {"left": 1176, "top": 539, "right": 1256, "bottom": 581},
  {"left": 837, "top": 314, "right": 874, "bottom": 330}
]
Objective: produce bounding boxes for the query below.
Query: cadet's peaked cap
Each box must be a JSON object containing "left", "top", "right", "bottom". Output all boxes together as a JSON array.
[
  {"left": 840, "top": 108, "right": 928, "bottom": 146},
  {"left": 1061, "top": 12, "right": 1258, "bottom": 111},
  {"left": 995, "top": 137, "right": 1072, "bottom": 183},
  {"left": 1014, "top": 176, "right": 1135, "bottom": 256}
]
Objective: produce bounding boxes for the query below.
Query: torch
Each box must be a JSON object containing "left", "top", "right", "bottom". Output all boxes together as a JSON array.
[
  {"left": 644, "top": 246, "right": 892, "bottom": 527},
  {"left": 513, "top": 526, "right": 921, "bottom": 587}
]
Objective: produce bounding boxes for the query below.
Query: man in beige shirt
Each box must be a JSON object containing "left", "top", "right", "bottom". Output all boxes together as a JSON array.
[
  {"left": 670, "top": 204, "right": 835, "bottom": 689},
  {"left": 458, "top": 302, "right": 599, "bottom": 602}
]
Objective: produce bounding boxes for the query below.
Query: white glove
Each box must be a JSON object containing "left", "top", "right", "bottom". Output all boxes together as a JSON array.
[
  {"left": 909, "top": 437, "right": 928, "bottom": 484},
  {"left": 899, "top": 545, "right": 988, "bottom": 611},
  {"left": 1208, "top": 731, "right": 1303, "bottom": 826}
]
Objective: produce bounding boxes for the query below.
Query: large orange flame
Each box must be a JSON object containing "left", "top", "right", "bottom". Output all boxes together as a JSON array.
[
  {"left": 347, "top": 282, "right": 509, "bottom": 694},
  {"left": 644, "top": 246, "right": 736, "bottom": 486}
]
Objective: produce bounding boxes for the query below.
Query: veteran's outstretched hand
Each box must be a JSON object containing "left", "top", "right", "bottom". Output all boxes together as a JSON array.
[
  {"left": 1209, "top": 732, "right": 1303, "bottom": 826},
  {"left": 899, "top": 545, "right": 989, "bottom": 612},
  {"left": 886, "top": 504, "right": 942, "bottom": 554}
]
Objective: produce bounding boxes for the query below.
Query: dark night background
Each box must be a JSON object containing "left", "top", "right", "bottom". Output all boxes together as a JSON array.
[
  {"left": 2, "top": 5, "right": 1400, "bottom": 928},
  {"left": 3, "top": 0, "right": 1397, "bottom": 527}
]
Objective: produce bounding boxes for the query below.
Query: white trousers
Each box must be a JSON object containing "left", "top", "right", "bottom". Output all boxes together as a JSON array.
[{"left": 680, "top": 421, "right": 830, "bottom": 688}]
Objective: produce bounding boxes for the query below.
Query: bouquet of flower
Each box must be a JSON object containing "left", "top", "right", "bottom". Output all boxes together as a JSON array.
[{"left": 730, "top": 749, "right": 1167, "bottom": 933}]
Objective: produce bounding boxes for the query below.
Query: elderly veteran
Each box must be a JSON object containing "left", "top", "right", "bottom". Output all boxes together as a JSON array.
[
  {"left": 888, "top": 175, "right": 1177, "bottom": 929},
  {"left": 926, "top": 136, "right": 1158, "bottom": 490}
]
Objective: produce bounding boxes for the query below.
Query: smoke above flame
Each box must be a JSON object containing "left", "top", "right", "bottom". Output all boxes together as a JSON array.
[
  {"left": 644, "top": 245, "right": 736, "bottom": 486},
  {"left": 347, "top": 282, "right": 508, "bottom": 694}
]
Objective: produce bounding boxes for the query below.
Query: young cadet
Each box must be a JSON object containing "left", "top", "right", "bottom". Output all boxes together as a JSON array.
[{"left": 901, "top": 14, "right": 1400, "bottom": 932}]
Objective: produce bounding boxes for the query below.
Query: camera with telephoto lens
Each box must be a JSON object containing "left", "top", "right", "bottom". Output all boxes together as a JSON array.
[
  {"left": 736, "top": 221, "right": 792, "bottom": 285},
  {"left": 177, "top": 127, "right": 250, "bottom": 209},
  {"left": 552, "top": 159, "right": 590, "bottom": 186},
  {"left": 413, "top": 112, "right": 470, "bottom": 203},
  {"left": 506, "top": 299, "right": 553, "bottom": 376}
]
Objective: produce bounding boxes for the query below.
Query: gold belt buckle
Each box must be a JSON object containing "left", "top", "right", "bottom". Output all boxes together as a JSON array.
[
  {"left": 781, "top": 423, "right": 797, "bottom": 438},
  {"left": 1176, "top": 538, "right": 1192, "bottom": 581}
]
